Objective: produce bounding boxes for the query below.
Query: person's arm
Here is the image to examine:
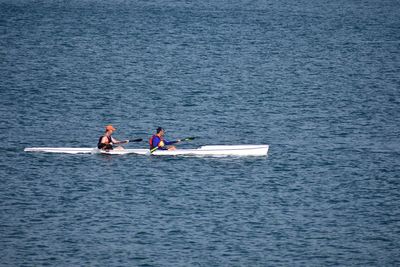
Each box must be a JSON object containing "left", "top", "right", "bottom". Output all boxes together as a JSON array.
[
  {"left": 111, "top": 137, "right": 128, "bottom": 144},
  {"left": 163, "top": 139, "right": 180, "bottom": 145}
]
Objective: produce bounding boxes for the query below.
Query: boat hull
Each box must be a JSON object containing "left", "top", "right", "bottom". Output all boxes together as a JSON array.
[{"left": 24, "top": 145, "right": 269, "bottom": 156}]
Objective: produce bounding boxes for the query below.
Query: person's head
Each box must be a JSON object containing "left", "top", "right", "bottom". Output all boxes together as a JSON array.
[
  {"left": 156, "top": 127, "right": 165, "bottom": 136},
  {"left": 105, "top": 125, "right": 116, "bottom": 134}
]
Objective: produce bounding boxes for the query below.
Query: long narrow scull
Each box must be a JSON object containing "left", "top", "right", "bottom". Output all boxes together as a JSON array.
[{"left": 24, "top": 145, "right": 269, "bottom": 157}]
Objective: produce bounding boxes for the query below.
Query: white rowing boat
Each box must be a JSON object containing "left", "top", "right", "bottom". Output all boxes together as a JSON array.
[{"left": 24, "top": 145, "right": 269, "bottom": 156}]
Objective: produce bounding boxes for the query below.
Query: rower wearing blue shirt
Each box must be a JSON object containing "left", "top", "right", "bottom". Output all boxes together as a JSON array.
[{"left": 149, "top": 127, "right": 180, "bottom": 151}]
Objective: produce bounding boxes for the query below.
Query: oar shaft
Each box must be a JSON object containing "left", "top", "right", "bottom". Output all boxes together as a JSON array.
[{"left": 150, "top": 146, "right": 159, "bottom": 153}]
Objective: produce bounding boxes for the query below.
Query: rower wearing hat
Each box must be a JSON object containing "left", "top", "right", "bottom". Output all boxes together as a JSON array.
[
  {"left": 98, "top": 125, "right": 128, "bottom": 150},
  {"left": 149, "top": 127, "right": 180, "bottom": 151}
]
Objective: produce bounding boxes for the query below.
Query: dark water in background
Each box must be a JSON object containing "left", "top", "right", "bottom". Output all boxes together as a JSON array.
[{"left": 1, "top": 0, "right": 400, "bottom": 265}]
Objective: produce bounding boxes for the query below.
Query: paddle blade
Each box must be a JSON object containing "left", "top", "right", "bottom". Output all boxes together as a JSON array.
[
  {"left": 181, "top": 137, "right": 196, "bottom": 142},
  {"left": 129, "top": 138, "right": 143, "bottom": 142}
]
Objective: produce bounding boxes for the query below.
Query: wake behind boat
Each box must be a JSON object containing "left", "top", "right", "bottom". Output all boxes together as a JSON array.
[{"left": 24, "top": 145, "right": 269, "bottom": 157}]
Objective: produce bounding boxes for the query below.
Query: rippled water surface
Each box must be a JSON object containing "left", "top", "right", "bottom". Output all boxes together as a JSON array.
[{"left": 1, "top": 0, "right": 400, "bottom": 266}]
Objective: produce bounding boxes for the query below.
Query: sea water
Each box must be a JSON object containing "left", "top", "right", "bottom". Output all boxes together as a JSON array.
[{"left": 1, "top": 0, "right": 399, "bottom": 266}]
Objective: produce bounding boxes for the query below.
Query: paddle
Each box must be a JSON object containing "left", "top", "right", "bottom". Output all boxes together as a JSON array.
[
  {"left": 150, "top": 137, "right": 196, "bottom": 153},
  {"left": 127, "top": 138, "right": 143, "bottom": 142},
  {"left": 180, "top": 137, "right": 196, "bottom": 142}
]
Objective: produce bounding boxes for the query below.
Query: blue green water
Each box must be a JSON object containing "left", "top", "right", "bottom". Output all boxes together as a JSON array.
[{"left": 1, "top": 0, "right": 400, "bottom": 266}]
